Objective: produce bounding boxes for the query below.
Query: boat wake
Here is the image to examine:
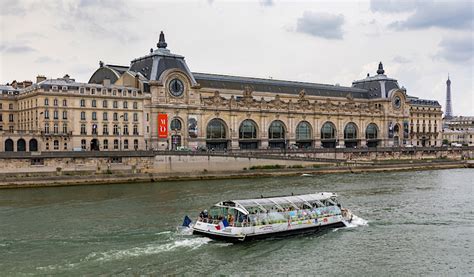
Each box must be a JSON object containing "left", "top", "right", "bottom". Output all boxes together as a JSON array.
[{"left": 343, "top": 214, "right": 368, "bottom": 228}]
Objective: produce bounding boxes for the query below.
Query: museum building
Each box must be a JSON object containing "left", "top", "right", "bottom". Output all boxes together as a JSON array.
[{"left": 0, "top": 32, "right": 442, "bottom": 152}]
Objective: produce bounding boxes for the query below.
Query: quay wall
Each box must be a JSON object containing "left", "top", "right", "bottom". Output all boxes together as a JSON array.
[{"left": 0, "top": 147, "right": 472, "bottom": 188}]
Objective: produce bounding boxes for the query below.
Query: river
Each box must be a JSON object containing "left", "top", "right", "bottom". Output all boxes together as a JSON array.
[{"left": 0, "top": 168, "right": 473, "bottom": 275}]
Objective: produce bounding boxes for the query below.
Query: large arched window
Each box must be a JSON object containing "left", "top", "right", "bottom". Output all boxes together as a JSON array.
[
  {"left": 170, "top": 118, "right": 182, "bottom": 131},
  {"left": 366, "top": 123, "right": 378, "bottom": 139},
  {"left": 321, "top": 122, "right": 336, "bottom": 139},
  {"left": 239, "top": 120, "right": 258, "bottom": 139},
  {"left": 344, "top": 123, "right": 358, "bottom": 140},
  {"left": 206, "top": 119, "right": 227, "bottom": 139},
  {"left": 296, "top": 121, "right": 312, "bottom": 140},
  {"left": 5, "top": 139, "right": 14, "bottom": 152},
  {"left": 17, "top": 139, "right": 26, "bottom": 152},
  {"left": 268, "top": 120, "right": 285, "bottom": 139},
  {"left": 29, "top": 139, "right": 38, "bottom": 152}
]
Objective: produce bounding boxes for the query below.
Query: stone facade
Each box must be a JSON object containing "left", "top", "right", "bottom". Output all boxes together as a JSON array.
[
  {"left": 1, "top": 32, "right": 443, "bottom": 152},
  {"left": 442, "top": 116, "right": 474, "bottom": 146}
]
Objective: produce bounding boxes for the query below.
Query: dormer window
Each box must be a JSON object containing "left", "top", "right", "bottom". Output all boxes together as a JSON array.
[
  {"left": 91, "top": 88, "right": 96, "bottom": 95},
  {"left": 52, "top": 86, "right": 58, "bottom": 91},
  {"left": 80, "top": 87, "right": 85, "bottom": 94},
  {"left": 62, "top": 86, "right": 67, "bottom": 91}
]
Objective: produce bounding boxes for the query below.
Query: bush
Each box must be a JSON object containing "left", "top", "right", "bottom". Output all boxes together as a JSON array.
[
  {"left": 249, "top": 164, "right": 286, "bottom": 170},
  {"left": 289, "top": 164, "right": 304, "bottom": 168}
]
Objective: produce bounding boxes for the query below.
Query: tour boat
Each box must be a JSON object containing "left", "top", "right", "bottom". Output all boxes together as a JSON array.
[{"left": 186, "top": 192, "right": 353, "bottom": 242}]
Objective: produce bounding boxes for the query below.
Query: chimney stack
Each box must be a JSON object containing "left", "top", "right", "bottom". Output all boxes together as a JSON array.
[{"left": 36, "top": 75, "right": 47, "bottom": 84}]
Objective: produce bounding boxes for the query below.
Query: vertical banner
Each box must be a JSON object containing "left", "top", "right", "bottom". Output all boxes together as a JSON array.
[
  {"left": 403, "top": 121, "right": 409, "bottom": 139},
  {"left": 188, "top": 115, "right": 198, "bottom": 138},
  {"left": 158, "top": 114, "right": 168, "bottom": 138},
  {"left": 388, "top": 121, "right": 394, "bottom": 138}
]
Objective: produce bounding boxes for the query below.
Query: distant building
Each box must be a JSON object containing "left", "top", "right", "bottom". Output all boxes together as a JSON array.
[
  {"left": 442, "top": 116, "right": 474, "bottom": 146},
  {"left": 0, "top": 32, "right": 443, "bottom": 152}
]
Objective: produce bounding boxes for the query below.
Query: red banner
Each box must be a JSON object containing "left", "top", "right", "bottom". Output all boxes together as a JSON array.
[{"left": 158, "top": 114, "right": 168, "bottom": 138}]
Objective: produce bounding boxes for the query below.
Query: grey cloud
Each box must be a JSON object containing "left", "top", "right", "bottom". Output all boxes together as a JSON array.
[
  {"left": 392, "top": 56, "right": 411, "bottom": 64},
  {"left": 260, "top": 0, "right": 274, "bottom": 7},
  {"left": 296, "top": 11, "right": 344, "bottom": 40},
  {"left": 0, "top": 0, "right": 27, "bottom": 16},
  {"left": 0, "top": 45, "right": 36, "bottom": 54},
  {"left": 372, "top": 0, "right": 473, "bottom": 30},
  {"left": 435, "top": 35, "right": 473, "bottom": 63},
  {"left": 370, "top": 0, "right": 419, "bottom": 13}
]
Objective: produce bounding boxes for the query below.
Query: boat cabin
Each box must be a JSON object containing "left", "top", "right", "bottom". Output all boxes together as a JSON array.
[{"left": 198, "top": 192, "right": 342, "bottom": 227}]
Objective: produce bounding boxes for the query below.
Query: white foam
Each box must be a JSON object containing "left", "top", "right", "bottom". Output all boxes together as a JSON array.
[
  {"left": 155, "top": 231, "right": 172, "bottom": 235},
  {"left": 343, "top": 214, "right": 368, "bottom": 228},
  {"left": 86, "top": 237, "right": 213, "bottom": 262}
]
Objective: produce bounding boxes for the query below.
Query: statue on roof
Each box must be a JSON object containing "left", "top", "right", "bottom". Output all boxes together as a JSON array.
[
  {"left": 157, "top": 31, "right": 167, "bottom": 49},
  {"left": 377, "top": 62, "right": 385, "bottom": 75}
]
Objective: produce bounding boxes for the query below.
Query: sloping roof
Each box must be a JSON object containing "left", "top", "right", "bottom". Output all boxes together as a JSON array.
[{"left": 193, "top": 72, "right": 369, "bottom": 99}]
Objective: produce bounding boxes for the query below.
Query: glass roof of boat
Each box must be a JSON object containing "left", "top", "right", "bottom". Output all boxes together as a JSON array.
[{"left": 227, "top": 192, "right": 337, "bottom": 211}]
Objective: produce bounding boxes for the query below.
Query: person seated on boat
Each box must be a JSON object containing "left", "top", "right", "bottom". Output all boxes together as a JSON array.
[{"left": 227, "top": 214, "right": 234, "bottom": 226}]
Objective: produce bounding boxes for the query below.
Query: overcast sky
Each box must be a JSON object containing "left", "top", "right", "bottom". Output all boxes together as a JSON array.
[{"left": 1, "top": 0, "right": 472, "bottom": 115}]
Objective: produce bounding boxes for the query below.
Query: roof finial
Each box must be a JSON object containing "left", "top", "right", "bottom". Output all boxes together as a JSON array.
[
  {"left": 377, "top": 61, "right": 385, "bottom": 75},
  {"left": 157, "top": 31, "right": 167, "bottom": 49}
]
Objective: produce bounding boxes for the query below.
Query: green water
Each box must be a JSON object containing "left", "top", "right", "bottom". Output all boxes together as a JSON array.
[{"left": 0, "top": 169, "right": 473, "bottom": 275}]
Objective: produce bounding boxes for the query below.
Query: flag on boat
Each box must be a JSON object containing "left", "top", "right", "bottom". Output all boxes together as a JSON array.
[
  {"left": 182, "top": 215, "right": 192, "bottom": 227},
  {"left": 215, "top": 219, "right": 229, "bottom": 230}
]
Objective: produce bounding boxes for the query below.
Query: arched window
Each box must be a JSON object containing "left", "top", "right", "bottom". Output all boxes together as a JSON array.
[
  {"left": 17, "top": 139, "right": 26, "bottom": 152},
  {"left": 296, "top": 121, "right": 312, "bottom": 140},
  {"left": 366, "top": 123, "right": 378, "bottom": 139},
  {"left": 268, "top": 120, "right": 285, "bottom": 139},
  {"left": 170, "top": 118, "right": 182, "bottom": 131},
  {"left": 344, "top": 123, "right": 358, "bottom": 140},
  {"left": 5, "top": 139, "right": 14, "bottom": 152},
  {"left": 321, "top": 122, "right": 336, "bottom": 139},
  {"left": 239, "top": 120, "right": 258, "bottom": 139},
  {"left": 206, "top": 119, "right": 226, "bottom": 139},
  {"left": 29, "top": 139, "right": 38, "bottom": 152}
]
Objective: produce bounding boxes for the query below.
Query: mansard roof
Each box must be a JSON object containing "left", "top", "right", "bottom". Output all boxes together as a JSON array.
[{"left": 193, "top": 72, "right": 369, "bottom": 99}]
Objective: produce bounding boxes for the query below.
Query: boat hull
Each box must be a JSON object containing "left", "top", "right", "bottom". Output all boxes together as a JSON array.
[{"left": 192, "top": 221, "right": 346, "bottom": 243}]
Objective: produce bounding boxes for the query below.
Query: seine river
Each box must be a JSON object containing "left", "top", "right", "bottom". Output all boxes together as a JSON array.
[{"left": 0, "top": 169, "right": 473, "bottom": 276}]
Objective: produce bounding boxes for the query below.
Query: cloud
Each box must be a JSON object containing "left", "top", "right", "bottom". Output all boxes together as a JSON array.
[
  {"left": 296, "top": 11, "right": 345, "bottom": 40},
  {"left": 35, "top": 56, "right": 61, "bottom": 64},
  {"left": 435, "top": 35, "right": 473, "bottom": 63},
  {"left": 260, "top": 0, "right": 274, "bottom": 7},
  {"left": 370, "top": 0, "right": 419, "bottom": 13},
  {"left": 0, "top": 0, "right": 27, "bottom": 16},
  {"left": 0, "top": 45, "right": 36, "bottom": 54},
  {"left": 372, "top": 0, "right": 473, "bottom": 30},
  {"left": 392, "top": 56, "right": 411, "bottom": 64}
]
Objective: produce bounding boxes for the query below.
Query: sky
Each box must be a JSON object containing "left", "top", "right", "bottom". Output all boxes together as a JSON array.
[{"left": 0, "top": 0, "right": 473, "bottom": 115}]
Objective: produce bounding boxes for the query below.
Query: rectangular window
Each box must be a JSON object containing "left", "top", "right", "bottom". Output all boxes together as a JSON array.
[
  {"left": 44, "top": 99, "right": 49, "bottom": 106},
  {"left": 92, "top": 112, "right": 97, "bottom": 120},
  {"left": 123, "top": 101, "right": 128, "bottom": 109},
  {"left": 63, "top": 99, "right": 67, "bottom": 106},
  {"left": 133, "top": 113, "right": 138, "bottom": 122},
  {"left": 113, "top": 101, "right": 118, "bottom": 108},
  {"left": 133, "top": 102, "right": 138, "bottom": 109},
  {"left": 103, "top": 100, "right": 108, "bottom": 108},
  {"left": 113, "top": 113, "right": 118, "bottom": 121},
  {"left": 63, "top": 111, "right": 67, "bottom": 119},
  {"left": 103, "top": 125, "right": 108, "bottom": 135},
  {"left": 114, "top": 139, "right": 119, "bottom": 150},
  {"left": 92, "top": 100, "right": 97, "bottom": 107},
  {"left": 53, "top": 110, "right": 58, "bottom": 119},
  {"left": 103, "top": 112, "right": 108, "bottom": 121},
  {"left": 9, "top": 114, "right": 14, "bottom": 122},
  {"left": 0, "top": 114, "right": 2, "bottom": 122},
  {"left": 103, "top": 139, "right": 108, "bottom": 150},
  {"left": 81, "top": 112, "right": 86, "bottom": 120},
  {"left": 80, "top": 99, "right": 85, "bottom": 107},
  {"left": 63, "top": 124, "right": 68, "bottom": 134},
  {"left": 123, "top": 113, "right": 128, "bottom": 121}
]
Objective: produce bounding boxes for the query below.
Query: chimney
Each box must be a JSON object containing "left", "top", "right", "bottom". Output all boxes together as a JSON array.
[
  {"left": 11, "top": 80, "right": 17, "bottom": 89},
  {"left": 103, "top": 78, "right": 111, "bottom": 86},
  {"left": 135, "top": 74, "right": 140, "bottom": 88},
  {"left": 36, "top": 75, "right": 47, "bottom": 83},
  {"left": 23, "top": 81, "right": 33, "bottom": 88}
]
